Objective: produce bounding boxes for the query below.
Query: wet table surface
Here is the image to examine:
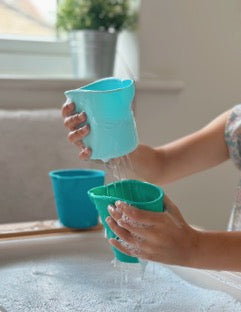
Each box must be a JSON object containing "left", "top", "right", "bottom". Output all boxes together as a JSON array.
[{"left": 0, "top": 223, "right": 241, "bottom": 312}]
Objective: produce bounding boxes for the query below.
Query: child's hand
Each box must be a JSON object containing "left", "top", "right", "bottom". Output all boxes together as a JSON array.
[
  {"left": 106, "top": 195, "right": 199, "bottom": 267},
  {"left": 61, "top": 101, "right": 91, "bottom": 160}
]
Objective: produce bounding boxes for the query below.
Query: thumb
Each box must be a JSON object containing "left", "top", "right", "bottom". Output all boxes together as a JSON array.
[{"left": 163, "top": 194, "right": 186, "bottom": 224}]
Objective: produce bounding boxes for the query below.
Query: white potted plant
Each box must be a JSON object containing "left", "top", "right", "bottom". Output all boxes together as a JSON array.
[{"left": 57, "top": 0, "right": 138, "bottom": 79}]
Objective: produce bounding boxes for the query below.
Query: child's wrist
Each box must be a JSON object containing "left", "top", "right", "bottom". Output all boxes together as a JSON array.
[
  {"left": 188, "top": 228, "right": 204, "bottom": 269},
  {"left": 188, "top": 229, "right": 217, "bottom": 270}
]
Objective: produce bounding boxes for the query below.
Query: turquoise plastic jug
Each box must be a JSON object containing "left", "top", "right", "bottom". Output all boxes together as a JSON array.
[{"left": 64, "top": 77, "right": 138, "bottom": 161}]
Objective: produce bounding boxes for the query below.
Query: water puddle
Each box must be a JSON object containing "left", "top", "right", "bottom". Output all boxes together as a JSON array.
[{"left": 109, "top": 258, "right": 152, "bottom": 306}]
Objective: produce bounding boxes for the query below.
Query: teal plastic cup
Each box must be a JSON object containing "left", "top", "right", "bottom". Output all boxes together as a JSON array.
[
  {"left": 64, "top": 77, "right": 138, "bottom": 162},
  {"left": 88, "top": 179, "right": 165, "bottom": 263},
  {"left": 49, "top": 169, "right": 105, "bottom": 228}
]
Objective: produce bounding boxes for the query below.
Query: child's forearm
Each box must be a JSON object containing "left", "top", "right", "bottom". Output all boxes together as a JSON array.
[
  {"left": 191, "top": 230, "right": 241, "bottom": 271},
  {"left": 129, "top": 110, "right": 230, "bottom": 185},
  {"left": 155, "top": 110, "right": 231, "bottom": 185}
]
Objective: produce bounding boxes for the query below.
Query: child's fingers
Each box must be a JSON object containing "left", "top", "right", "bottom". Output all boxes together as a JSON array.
[
  {"left": 74, "top": 139, "right": 85, "bottom": 149},
  {"left": 109, "top": 238, "right": 146, "bottom": 258},
  {"left": 106, "top": 217, "right": 136, "bottom": 245},
  {"left": 68, "top": 125, "right": 90, "bottom": 143},
  {"left": 109, "top": 238, "right": 133, "bottom": 257},
  {"left": 79, "top": 147, "right": 92, "bottom": 160},
  {"left": 163, "top": 195, "right": 186, "bottom": 225},
  {"left": 107, "top": 204, "right": 122, "bottom": 220},
  {"left": 114, "top": 216, "right": 152, "bottom": 239},
  {"left": 107, "top": 205, "right": 152, "bottom": 239},
  {"left": 115, "top": 201, "right": 163, "bottom": 225},
  {"left": 61, "top": 101, "right": 75, "bottom": 118},
  {"left": 64, "top": 112, "right": 87, "bottom": 131}
]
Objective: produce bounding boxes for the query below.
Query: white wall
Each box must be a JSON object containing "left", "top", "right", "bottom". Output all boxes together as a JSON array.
[
  {"left": 135, "top": 0, "right": 241, "bottom": 230},
  {"left": 2, "top": 0, "right": 241, "bottom": 230}
]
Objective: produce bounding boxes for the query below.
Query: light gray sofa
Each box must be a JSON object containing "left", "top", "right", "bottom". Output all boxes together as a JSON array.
[{"left": 0, "top": 109, "right": 107, "bottom": 224}]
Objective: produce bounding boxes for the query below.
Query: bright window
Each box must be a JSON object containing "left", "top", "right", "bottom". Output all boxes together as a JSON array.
[
  {"left": 0, "top": 0, "right": 57, "bottom": 39},
  {"left": 0, "top": 0, "right": 140, "bottom": 80}
]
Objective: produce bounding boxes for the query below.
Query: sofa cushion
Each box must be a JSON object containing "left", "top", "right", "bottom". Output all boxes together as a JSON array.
[{"left": 0, "top": 109, "right": 104, "bottom": 223}]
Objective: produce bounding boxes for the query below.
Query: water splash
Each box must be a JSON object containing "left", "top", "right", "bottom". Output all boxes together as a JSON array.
[
  {"left": 111, "top": 258, "right": 147, "bottom": 304},
  {"left": 103, "top": 153, "right": 140, "bottom": 299},
  {"left": 121, "top": 156, "right": 133, "bottom": 201},
  {"left": 104, "top": 154, "right": 136, "bottom": 201},
  {"left": 103, "top": 162, "right": 110, "bottom": 197},
  {"left": 125, "top": 154, "right": 136, "bottom": 177}
]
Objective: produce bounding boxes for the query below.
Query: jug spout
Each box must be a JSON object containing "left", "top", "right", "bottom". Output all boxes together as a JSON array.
[
  {"left": 64, "top": 89, "right": 82, "bottom": 104},
  {"left": 64, "top": 90, "right": 76, "bottom": 98},
  {"left": 121, "top": 79, "right": 135, "bottom": 106}
]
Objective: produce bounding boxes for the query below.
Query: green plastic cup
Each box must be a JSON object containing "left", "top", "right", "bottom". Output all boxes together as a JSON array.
[{"left": 88, "top": 179, "right": 165, "bottom": 263}]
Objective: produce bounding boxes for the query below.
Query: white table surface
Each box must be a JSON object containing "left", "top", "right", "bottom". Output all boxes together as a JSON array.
[{"left": 0, "top": 230, "right": 241, "bottom": 312}]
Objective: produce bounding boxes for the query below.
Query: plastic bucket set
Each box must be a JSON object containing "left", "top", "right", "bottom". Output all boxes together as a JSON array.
[{"left": 50, "top": 78, "right": 165, "bottom": 263}]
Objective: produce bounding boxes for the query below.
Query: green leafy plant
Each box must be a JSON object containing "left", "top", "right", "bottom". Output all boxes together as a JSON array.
[{"left": 56, "top": 0, "right": 138, "bottom": 32}]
